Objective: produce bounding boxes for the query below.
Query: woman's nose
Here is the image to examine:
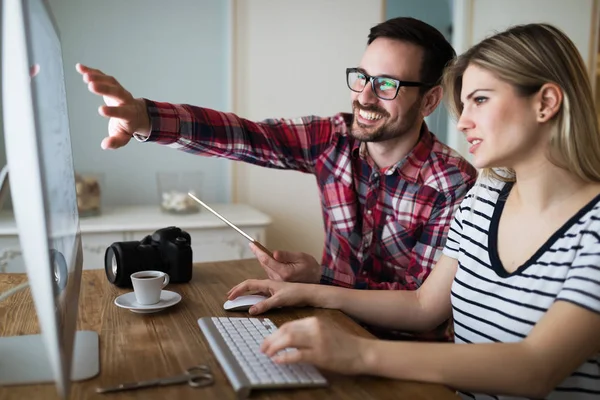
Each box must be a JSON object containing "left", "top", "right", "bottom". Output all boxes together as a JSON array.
[{"left": 457, "top": 110, "right": 474, "bottom": 133}]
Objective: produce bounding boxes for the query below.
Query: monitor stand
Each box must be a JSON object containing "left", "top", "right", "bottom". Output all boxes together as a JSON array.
[{"left": 0, "top": 330, "right": 99, "bottom": 385}]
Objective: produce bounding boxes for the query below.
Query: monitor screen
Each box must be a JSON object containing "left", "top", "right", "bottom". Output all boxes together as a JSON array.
[{"left": 1, "top": 0, "right": 84, "bottom": 396}]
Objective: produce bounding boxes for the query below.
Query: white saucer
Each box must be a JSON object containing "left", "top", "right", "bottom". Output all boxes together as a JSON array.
[{"left": 114, "top": 290, "right": 182, "bottom": 314}]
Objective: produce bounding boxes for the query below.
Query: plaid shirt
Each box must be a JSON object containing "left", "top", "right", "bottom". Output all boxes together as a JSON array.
[{"left": 141, "top": 100, "right": 477, "bottom": 340}]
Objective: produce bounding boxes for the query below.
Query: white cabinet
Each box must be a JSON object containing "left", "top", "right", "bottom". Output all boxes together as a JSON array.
[{"left": 0, "top": 204, "right": 271, "bottom": 273}]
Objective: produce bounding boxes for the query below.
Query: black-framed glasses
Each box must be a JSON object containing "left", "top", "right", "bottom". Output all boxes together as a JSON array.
[{"left": 346, "top": 68, "right": 431, "bottom": 100}]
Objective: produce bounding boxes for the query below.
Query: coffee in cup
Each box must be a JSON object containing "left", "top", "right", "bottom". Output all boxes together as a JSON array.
[{"left": 130, "top": 270, "right": 170, "bottom": 305}]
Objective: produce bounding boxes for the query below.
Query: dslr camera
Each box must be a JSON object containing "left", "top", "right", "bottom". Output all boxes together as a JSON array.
[{"left": 104, "top": 226, "right": 193, "bottom": 287}]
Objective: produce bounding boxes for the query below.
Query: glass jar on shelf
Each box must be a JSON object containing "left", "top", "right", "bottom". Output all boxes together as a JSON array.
[
  {"left": 156, "top": 171, "right": 203, "bottom": 214},
  {"left": 75, "top": 172, "right": 104, "bottom": 218}
]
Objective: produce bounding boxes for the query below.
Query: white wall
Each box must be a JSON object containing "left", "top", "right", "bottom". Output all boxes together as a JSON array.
[
  {"left": 233, "top": 0, "right": 384, "bottom": 259},
  {"left": 46, "top": 0, "right": 233, "bottom": 206},
  {"left": 448, "top": 0, "right": 600, "bottom": 159}
]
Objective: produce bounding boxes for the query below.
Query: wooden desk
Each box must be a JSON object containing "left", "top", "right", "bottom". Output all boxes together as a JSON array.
[{"left": 0, "top": 260, "right": 458, "bottom": 400}]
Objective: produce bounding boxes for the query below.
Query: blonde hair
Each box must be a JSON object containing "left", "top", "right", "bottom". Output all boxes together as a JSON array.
[{"left": 443, "top": 23, "right": 600, "bottom": 183}]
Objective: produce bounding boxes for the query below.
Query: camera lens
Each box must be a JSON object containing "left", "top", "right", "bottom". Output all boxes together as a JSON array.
[
  {"left": 104, "top": 240, "right": 164, "bottom": 287},
  {"left": 104, "top": 245, "right": 118, "bottom": 284},
  {"left": 111, "top": 252, "right": 118, "bottom": 278}
]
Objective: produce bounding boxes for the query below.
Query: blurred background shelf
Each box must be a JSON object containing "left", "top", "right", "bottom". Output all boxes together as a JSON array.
[{"left": 0, "top": 204, "right": 271, "bottom": 272}]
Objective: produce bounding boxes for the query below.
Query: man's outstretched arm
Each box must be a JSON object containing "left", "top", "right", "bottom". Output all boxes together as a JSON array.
[{"left": 76, "top": 63, "right": 340, "bottom": 173}]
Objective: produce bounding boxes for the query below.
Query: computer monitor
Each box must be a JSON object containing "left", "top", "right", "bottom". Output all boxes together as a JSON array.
[{"left": 0, "top": 0, "right": 99, "bottom": 397}]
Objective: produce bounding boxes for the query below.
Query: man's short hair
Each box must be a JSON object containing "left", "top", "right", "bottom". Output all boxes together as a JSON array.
[{"left": 368, "top": 17, "right": 456, "bottom": 88}]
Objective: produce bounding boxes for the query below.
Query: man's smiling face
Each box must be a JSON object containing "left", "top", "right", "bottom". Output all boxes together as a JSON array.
[{"left": 350, "top": 37, "right": 426, "bottom": 143}]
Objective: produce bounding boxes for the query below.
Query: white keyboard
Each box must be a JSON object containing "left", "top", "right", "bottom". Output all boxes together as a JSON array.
[{"left": 197, "top": 317, "right": 327, "bottom": 398}]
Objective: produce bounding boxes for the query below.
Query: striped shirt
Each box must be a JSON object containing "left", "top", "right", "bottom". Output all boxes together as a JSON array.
[
  {"left": 443, "top": 177, "right": 600, "bottom": 399},
  {"left": 140, "top": 101, "right": 476, "bottom": 341}
]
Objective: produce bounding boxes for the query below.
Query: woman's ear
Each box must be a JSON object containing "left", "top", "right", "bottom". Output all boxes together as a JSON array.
[
  {"left": 537, "top": 83, "right": 563, "bottom": 122},
  {"left": 421, "top": 85, "right": 443, "bottom": 117}
]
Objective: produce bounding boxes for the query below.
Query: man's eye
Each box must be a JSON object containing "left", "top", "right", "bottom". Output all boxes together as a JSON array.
[
  {"left": 356, "top": 73, "right": 366, "bottom": 81},
  {"left": 378, "top": 79, "right": 397, "bottom": 91}
]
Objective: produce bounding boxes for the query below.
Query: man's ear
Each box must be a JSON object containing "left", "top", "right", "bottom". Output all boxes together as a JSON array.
[
  {"left": 421, "top": 85, "right": 443, "bottom": 117},
  {"left": 536, "top": 83, "right": 563, "bottom": 122}
]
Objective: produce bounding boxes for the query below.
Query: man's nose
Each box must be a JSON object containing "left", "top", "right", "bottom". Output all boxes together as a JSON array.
[{"left": 357, "top": 80, "right": 378, "bottom": 104}]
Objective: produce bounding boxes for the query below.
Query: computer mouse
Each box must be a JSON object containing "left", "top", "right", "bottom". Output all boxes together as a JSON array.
[{"left": 223, "top": 294, "right": 268, "bottom": 312}]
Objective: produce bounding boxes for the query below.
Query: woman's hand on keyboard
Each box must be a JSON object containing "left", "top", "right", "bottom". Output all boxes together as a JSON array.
[
  {"left": 227, "top": 279, "right": 316, "bottom": 315},
  {"left": 260, "top": 317, "right": 369, "bottom": 375}
]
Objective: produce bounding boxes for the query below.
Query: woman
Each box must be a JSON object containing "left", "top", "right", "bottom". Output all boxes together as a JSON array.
[{"left": 229, "top": 23, "right": 600, "bottom": 399}]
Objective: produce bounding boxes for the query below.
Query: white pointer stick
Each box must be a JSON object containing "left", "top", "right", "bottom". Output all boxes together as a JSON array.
[{"left": 187, "top": 192, "right": 273, "bottom": 257}]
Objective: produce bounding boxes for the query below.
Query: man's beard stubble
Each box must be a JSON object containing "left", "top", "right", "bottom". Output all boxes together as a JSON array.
[{"left": 349, "top": 99, "right": 422, "bottom": 143}]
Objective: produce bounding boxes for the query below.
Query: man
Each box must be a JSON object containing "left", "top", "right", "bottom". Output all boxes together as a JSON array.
[{"left": 77, "top": 17, "right": 476, "bottom": 341}]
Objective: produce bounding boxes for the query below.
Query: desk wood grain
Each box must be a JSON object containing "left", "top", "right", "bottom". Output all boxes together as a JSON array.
[{"left": 0, "top": 259, "right": 458, "bottom": 400}]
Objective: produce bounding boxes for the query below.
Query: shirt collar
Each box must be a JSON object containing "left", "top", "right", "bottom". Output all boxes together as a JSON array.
[{"left": 394, "top": 123, "right": 433, "bottom": 183}]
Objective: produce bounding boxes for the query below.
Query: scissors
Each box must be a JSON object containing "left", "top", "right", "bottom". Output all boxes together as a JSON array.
[{"left": 95, "top": 365, "right": 214, "bottom": 394}]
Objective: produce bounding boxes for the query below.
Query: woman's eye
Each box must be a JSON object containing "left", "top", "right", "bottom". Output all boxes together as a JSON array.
[{"left": 474, "top": 96, "right": 488, "bottom": 105}]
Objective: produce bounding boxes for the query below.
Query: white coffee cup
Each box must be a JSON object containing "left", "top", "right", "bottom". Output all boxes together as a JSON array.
[{"left": 130, "top": 271, "right": 170, "bottom": 305}]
